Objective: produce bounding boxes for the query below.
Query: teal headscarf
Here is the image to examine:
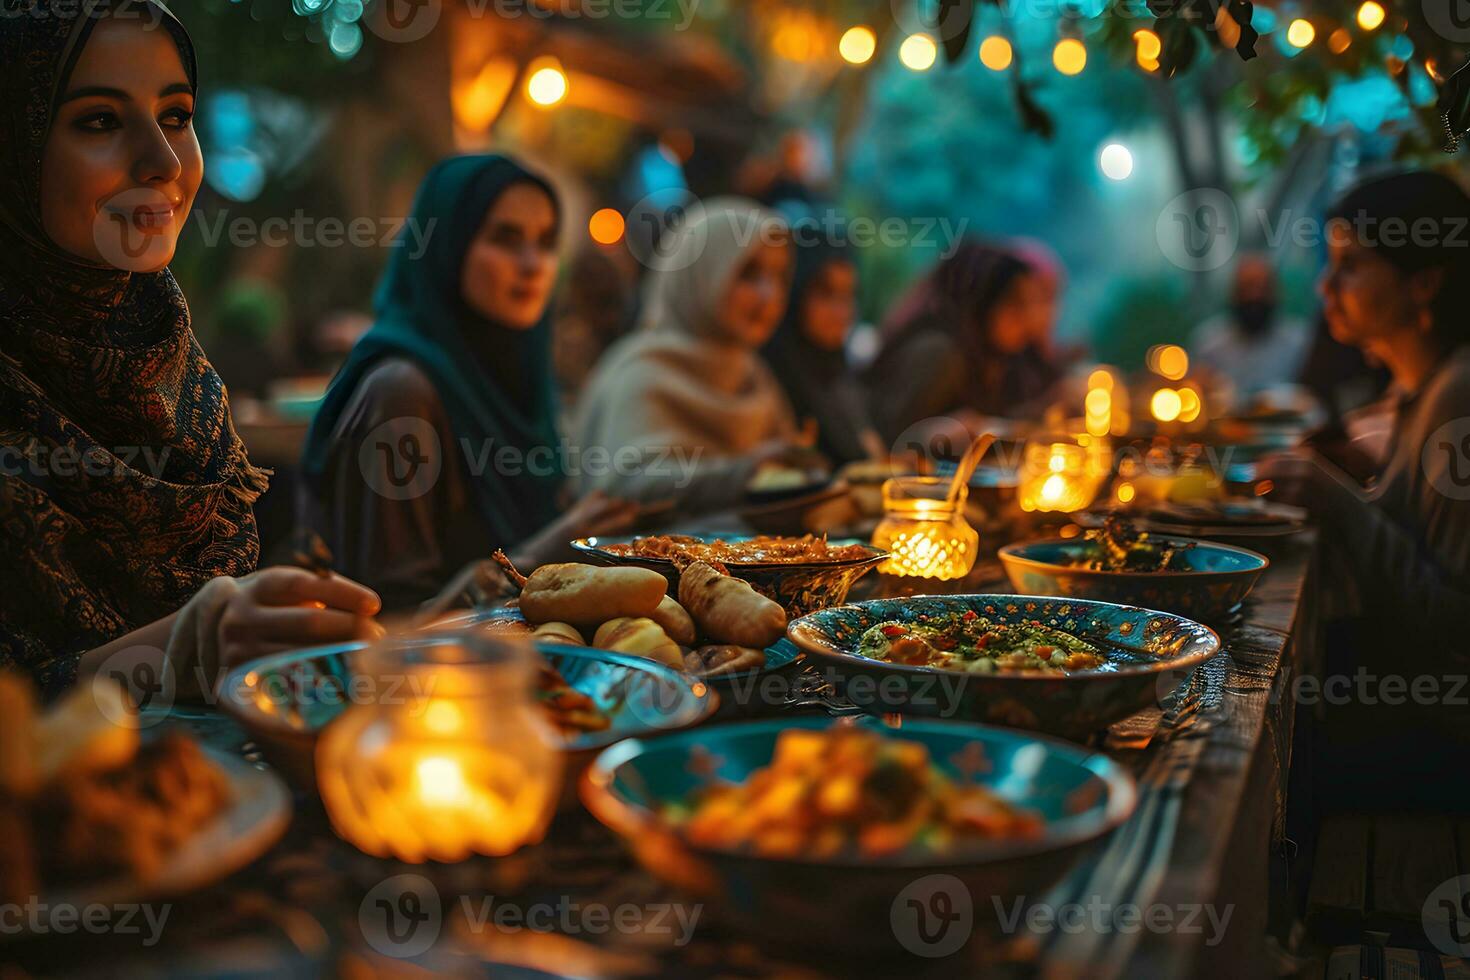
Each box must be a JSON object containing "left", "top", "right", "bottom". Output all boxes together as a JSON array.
[{"left": 302, "top": 155, "right": 563, "bottom": 544}]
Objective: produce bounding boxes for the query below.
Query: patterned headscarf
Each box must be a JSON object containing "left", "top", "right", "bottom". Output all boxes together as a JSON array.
[{"left": 0, "top": 0, "right": 269, "bottom": 695}]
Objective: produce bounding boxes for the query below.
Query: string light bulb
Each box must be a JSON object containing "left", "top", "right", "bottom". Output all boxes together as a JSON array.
[
  {"left": 1053, "top": 38, "right": 1086, "bottom": 75},
  {"left": 979, "top": 36, "right": 1013, "bottom": 71},
  {"left": 1356, "top": 1, "right": 1385, "bottom": 30},
  {"left": 1286, "top": 19, "right": 1315, "bottom": 48},
  {"left": 899, "top": 33, "right": 938, "bottom": 71},
  {"left": 839, "top": 25, "right": 877, "bottom": 65}
]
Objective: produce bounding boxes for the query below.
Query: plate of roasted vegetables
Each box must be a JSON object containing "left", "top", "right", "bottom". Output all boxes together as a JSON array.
[
  {"left": 1, "top": 674, "right": 289, "bottom": 921},
  {"left": 786, "top": 594, "right": 1220, "bottom": 738},
  {"left": 581, "top": 717, "right": 1135, "bottom": 952},
  {"left": 219, "top": 635, "right": 717, "bottom": 801},
  {"left": 997, "top": 517, "right": 1268, "bottom": 622}
]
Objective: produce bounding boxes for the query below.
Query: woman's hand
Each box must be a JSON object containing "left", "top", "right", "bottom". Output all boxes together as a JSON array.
[
  {"left": 171, "top": 568, "right": 384, "bottom": 698},
  {"left": 512, "top": 491, "right": 641, "bottom": 569},
  {"left": 1258, "top": 449, "right": 1368, "bottom": 518},
  {"left": 218, "top": 568, "right": 384, "bottom": 664}
]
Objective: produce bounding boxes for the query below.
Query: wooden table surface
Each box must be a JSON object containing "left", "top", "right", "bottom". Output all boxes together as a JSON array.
[{"left": 6, "top": 532, "right": 1320, "bottom": 979}]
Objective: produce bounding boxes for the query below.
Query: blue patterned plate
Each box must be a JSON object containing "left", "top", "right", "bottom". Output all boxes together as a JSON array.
[
  {"left": 581, "top": 716, "right": 1136, "bottom": 952},
  {"left": 786, "top": 595, "right": 1221, "bottom": 739}
]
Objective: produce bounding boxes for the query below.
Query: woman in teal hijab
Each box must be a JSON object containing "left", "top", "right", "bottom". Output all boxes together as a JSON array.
[{"left": 301, "top": 155, "right": 633, "bottom": 610}]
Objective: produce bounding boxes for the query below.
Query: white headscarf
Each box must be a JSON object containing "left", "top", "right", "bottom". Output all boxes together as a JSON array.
[{"left": 571, "top": 198, "right": 797, "bottom": 502}]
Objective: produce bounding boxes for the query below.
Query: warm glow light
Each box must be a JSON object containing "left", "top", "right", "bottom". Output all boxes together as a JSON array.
[
  {"left": 1040, "top": 474, "right": 1067, "bottom": 503},
  {"left": 526, "top": 63, "right": 568, "bottom": 107},
  {"left": 1117, "top": 482, "right": 1136, "bottom": 503},
  {"left": 1099, "top": 143, "right": 1134, "bottom": 181},
  {"left": 415, "top": 755, "right": 469, "bottom": 806},
  {"left": 1053, "top": 38, "right": 1086, "bottom": 76},
  {"left": 1152, "top": 388, "right": 1183, "bottom": 422},
  {"left": 900, "top": 33, "right": 938, "bottom": 71},
  {"left": 1134, "top": 29, "right": 1162, "bottom": 61},
  {"left": 872, "top": 477, "right": 979, "bottom": 580},
  {"left": 979, "top": 35, "right": 1013, "bottom": 71},
  {"left": 1178, "top": 387, "right": 1202, "bottom": 423},
  {"left": 1357, "top": 1, "right": 1385, "bottom": 30},
  {"left": 839, "top": 25, "right": 877, "bottom": 64},
  {"left": 1156, "top": 344, "right": 1189, "bottom": 380},
  {"left": 1287, "top": 19, "right": 1315, "bottom": 48},
  {"left": 422, "top": 700, "right": 462, "bottom": 736},
  {"left": 1085, "top": 388, "right": 1111, "bottom": 417},
  {"left": 589, "top": 208, "right": 625, "bottom": 245},
  {"left": 1328, "top": 28, "right": 1352, "bottom": 53},
  {"left": 1089, "top": 369, "right": 1115, "bottom": 391}
]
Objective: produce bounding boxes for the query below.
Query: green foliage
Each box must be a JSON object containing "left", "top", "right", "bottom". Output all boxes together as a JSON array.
[{"left": 1089, "top": 273, "right": 1196, "bottom": 364}]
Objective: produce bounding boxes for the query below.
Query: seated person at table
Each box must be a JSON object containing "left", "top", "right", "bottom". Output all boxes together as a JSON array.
[
  {"left": 1, "top": 1, "right": 381, "bottom": 697},
  {"left": 1261, "top": 173, "right": 1470, "bottom": 799},
  {"left": 572, "top": 198, "right": 810, "bottom": 510},
  {"left": 867, "top": 241, "right": 1064, "bottom": 444},
  {"left": 300, "top": 156, "right": 635, "bottom": 611},
  {"left": 761, "top": 217, "right": 883, "bottom": 465},
  {"left": 1192, "top": 253, "right": 1312, "bottom": 398}
]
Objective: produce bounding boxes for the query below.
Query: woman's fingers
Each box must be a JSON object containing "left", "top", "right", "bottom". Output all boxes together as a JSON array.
[
  {"left": 248, "top": 567, "right": 383, "bottom": 615},
  {"left": 224, "top": 604, "right": 384, "bottom": 646}
]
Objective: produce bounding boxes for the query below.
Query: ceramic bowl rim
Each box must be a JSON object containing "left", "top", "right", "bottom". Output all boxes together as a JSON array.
[
  {"left": 579, "top": 715, "right": 1139, "bottom": 871},
  {"left": 997, "top": 535, "right": 1270, "bottom": 581},
  {"left": 218, "top": 639, "right": 719, "bottom": 751},
  {"left": 785, "top": 594, "right": 1222, "bottom": 682},
  {"left": 571, "top": 534, "right": 890, "bottom": 573}
]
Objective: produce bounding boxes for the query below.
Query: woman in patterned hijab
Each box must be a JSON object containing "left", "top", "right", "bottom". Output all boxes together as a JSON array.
[{"left": 0, "top": 0, "right": 380, "bottom": 696}]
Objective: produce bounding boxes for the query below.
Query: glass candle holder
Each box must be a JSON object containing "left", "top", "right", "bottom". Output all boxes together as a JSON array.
[
  {"left": 1017, "top": 435, "right": 1110, "bottom": 514},
  {"left": 871, "top": 476, "right": 979, "bottom": 580},
  {"left": 317, "top": 632, "right": 562, "bottom": 864}
]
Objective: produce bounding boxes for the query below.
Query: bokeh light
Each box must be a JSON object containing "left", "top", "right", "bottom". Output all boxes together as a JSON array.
[
  {"left": 1053, "top": 38, "right": 1086, "bottom": 76},
  {"left": 979, "top": 36, "right": 1013, "bottom": 71},
  {"left": 1099, "top": 143, "right": 1133, "bottom": 180},
  {"left": 527, "top": 63, "right": 569, "bottom": 107},
  {"left": 1356, "top": 1, "right": 1385, "bottom": 30},
  {"left": 1151, "top": 388, "right": 1183, "bottom": 422},
  {"left": 839, "top": 25, "right": 877, "bottom": 65},
  {"left": 1287, "top": 19, "right": 1315, "bottom": 48},
  {"left": 900, "top": 33, "right": 937, "bottom": 72},
  {"left": 588, "top": 208, "right": 626, "bottom": 245}
]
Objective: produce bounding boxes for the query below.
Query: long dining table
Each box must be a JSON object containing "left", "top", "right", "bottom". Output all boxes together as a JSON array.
[{"left": 8, "top": 525, "right": 1320, "bottom": 979}]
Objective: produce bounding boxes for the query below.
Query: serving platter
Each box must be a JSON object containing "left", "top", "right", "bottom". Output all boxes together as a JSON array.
[
  {"left": 786, "top": 594, "right": 1221, "bottom": 739},
  {"left": 570, "top": 534, "right": 887, "bottom": 617}
]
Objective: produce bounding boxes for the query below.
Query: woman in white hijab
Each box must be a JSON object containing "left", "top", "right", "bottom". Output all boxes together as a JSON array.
[{"left": 573, "top": 198, "right": 801, "bottom": 511}]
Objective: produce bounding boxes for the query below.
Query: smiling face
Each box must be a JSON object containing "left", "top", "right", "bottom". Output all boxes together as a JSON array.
[
  {"left": 715, "top": 239, "right": 791, "bottom": 348},
  {"left": 39, "top": 16, "right": 201, "bottom": 273},
  {"left": 460, "top": 181, "right": 560, "bottom": 330}
]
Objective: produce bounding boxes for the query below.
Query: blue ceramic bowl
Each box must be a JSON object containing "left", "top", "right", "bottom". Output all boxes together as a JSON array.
[
  {"left": 570, "top": 535, "right": 888, "bottom": 618},
  {"left": 786, "top": 595, "right": 1220, "bottom": 739},
  {"left": 998, "top": 534, "right": 1268, "bottom": 623},
  {"left": 581, "top": 716, "right": 1136, "bottom": 953},
  {"left": 219, "top": 638, "right": 717, "bottom": 801}
]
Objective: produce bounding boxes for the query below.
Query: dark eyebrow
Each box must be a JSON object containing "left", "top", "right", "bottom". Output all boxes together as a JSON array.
[
  {"left": 59, "top": 85, "right": 131, "bottom": 104},
  {"left": 58, "top": 82, "right": 193, "bottom": 105}
]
